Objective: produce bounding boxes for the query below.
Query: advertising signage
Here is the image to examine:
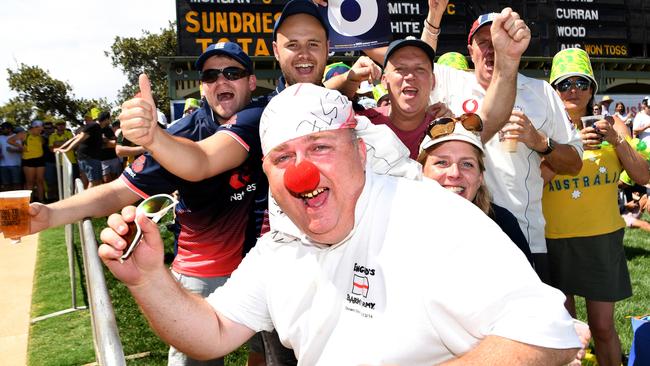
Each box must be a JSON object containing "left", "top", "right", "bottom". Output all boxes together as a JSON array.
[
  {"left": 176, "top": 0, "right": 284, "bottom": 57},
  {"left": 176, "top": 0, "right": 635, "bottom": 60}
]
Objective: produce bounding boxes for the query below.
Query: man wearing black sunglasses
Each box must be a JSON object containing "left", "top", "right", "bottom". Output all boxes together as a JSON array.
[
  {"left": 28, "top": 41, "right": 269, "bottom": 366},
  {"left": 422, "top": 5, "right": 583, "bottom": 283}
]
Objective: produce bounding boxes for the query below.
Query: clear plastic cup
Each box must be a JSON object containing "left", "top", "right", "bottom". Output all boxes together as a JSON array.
[
  {"left": 0, "top": 190, "right": 32, "bottom": 239},
  {"left": 501, "top": 128, "right": 518, "bottom": 153},
  {"left": 500, "top": 106, "right": 524, "bottom": 153}
]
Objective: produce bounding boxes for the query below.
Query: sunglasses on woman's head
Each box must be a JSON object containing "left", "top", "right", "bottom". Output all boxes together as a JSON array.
[
  {"left": 555, "top": 78, "right": 591, "bottom": 92},
  {"left": 200, "top": 67, "right": 250, "bottom": 83},
  {"left": 426, "top": 113, "right": 483, "bottom": 140}
]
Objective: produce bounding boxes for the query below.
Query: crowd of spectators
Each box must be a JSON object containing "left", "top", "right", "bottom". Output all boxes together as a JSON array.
[{"left": 13, "top": 0, "right": 650, "bottom": 365}]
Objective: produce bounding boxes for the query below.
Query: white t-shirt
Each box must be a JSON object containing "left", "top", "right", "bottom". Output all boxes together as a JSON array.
[
  {"left": 0, "top": 134, "right": 22, "bottom": 167},
  {"left": 633, "top": 111, "right": 650, "bottom": 144},
  {"left": 208, "top": 172, "right": 580, "bottom": 365},
  {"left": 431, "top": 65, "right": 583, "bottom": 253}
]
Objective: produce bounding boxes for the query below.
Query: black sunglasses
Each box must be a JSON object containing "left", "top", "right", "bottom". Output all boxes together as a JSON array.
[
  {"left": 555, "top": 78, "right": 591, "bottom": 92},
  {"left": 200, "top": 67, "right": 249, "bottom": 83},
  {"left": 426, "top": 113, "right": 483, "bottom": 140}
]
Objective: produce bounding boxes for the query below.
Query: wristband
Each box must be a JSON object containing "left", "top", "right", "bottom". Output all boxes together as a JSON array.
[
  {"left": 424, "top": 25, "right": 440, "bottom": 38},
  {"left": 425, "top": 19, "right": 440, "bottom": 29}
]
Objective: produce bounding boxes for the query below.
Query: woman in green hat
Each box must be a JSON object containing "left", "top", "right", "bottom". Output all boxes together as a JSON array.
[{"left": 542, "top": 48, "right": 650, "bottom": 366}]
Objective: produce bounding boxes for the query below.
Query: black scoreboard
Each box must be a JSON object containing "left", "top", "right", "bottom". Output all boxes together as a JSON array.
[{"left": 176, "top": 0, "right": 649, "bottom": 59}]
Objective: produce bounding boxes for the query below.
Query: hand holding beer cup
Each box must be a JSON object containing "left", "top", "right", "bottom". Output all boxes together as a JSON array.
[
  {"left": 0, "top": 190, "right": 32, "bottom": 239},
  {"left": 499, "top": 107, "right": 525, "bottom": 152},
  {"left": 118, "top": 74, "right": 162, "bottom": 148},
  {"left": 502, "top": 108, "right": 547, "bottom": 153},
  {"left": 579, "top": 115, "right": 605, "bottom": 150}
]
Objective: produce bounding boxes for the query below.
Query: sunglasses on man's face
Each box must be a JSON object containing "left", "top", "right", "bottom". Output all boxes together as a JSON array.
[
  {"left": 426, "top": 113, "right": 483, "bottom": 140},
  {"left": 120, "top": 194, "right": 178, "bottom": 262},
  {"left": 555, "top": 78, "right": 591, "bottom": 93},
  {"left": 200, "top": 67, "right": 249, "bottom": 83}
]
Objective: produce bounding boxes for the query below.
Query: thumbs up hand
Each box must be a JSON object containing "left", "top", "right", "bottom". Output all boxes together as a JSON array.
[{"left": 119, "top": 74, "right": 161, "bottom": 148}]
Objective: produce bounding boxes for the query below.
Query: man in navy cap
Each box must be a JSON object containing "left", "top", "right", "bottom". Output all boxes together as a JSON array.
[
  {"left": 356, "top": 12, "right": 530, "bottom": 160},
  {"left": 29, "top": 41, "right": 267, "bottom": 366}
]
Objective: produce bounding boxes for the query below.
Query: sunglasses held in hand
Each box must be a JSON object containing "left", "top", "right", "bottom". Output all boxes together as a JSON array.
[
  {"left": 200, "top": 67, "right": 249, "bottom": 83},
  {"left": 120, "top": 194, "right": 178, "bottom": 262},
  {"left": 426, "top": 113, "right": 483, "bottom": 140}
]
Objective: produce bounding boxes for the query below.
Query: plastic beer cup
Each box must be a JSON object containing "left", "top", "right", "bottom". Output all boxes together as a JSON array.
[{"left": 0, "top": 190, "right": 32, "bottom": 239}]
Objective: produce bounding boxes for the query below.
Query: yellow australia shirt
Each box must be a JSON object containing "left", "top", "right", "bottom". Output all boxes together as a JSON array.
[
  {"left": 542, "top": 146, "right": 624, "bottom": 238},
  {"left": 49, "top": 130, "right": 76, "bottom": 163},
  {"left": 22, "top": 134, "right": 44, "bottom": 160}
]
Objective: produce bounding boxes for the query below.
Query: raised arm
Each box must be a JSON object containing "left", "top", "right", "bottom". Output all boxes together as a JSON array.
[
  {"left": 99, "top": 208, "right": 255, "bottom": 359},
  {"left": 119, "top": 74, "right": 248, "bottom": 182},
  {"left": 479, "top": 8, "right": 530, "bottom": 142},
  {"left": 420, "top": 0, "right": 448, "bottom": 51}
]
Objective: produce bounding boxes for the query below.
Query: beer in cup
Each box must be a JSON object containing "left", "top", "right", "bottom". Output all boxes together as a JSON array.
[
  {"left": 0, "top": 190, "right": 32, "bottom": 239},
  {"left": 500, "top": 106, "right": 523, "bottom": 153}
]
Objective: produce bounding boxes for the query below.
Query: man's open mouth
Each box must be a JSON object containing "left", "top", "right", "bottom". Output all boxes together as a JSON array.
[
  {"left": 217, "top": 91, "right": 234, "bottom": 101},
  {"left": 299, "top": 187, "right": 328, "bottom": 208}
]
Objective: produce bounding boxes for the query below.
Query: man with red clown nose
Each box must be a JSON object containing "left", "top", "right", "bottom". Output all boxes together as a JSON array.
[{"left": 98, "top": 84, "right": 583, "bottom": 365}]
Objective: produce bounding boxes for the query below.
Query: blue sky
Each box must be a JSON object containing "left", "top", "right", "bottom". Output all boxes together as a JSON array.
[{"left": 0, "top": 0, "right": 176, "bottom": 105}]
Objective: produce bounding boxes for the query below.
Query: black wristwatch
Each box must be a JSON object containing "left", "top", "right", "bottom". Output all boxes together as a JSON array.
[{"left": 539, "top": 137, "right": 555, "bottom": 155}]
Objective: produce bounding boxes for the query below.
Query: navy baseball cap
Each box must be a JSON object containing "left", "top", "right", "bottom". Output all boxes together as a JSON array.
[
  {"left": 384, "top": 37, "right": 436, "bottom": 69},
  {"left": 273, "top": 0, "right": 329, "bottom": 41},
  {"left": 195, "top": 42, "right": 253, "bottom": 73},
  {"left": 468, "top": 13, "right": 498, "bottom": 44}
]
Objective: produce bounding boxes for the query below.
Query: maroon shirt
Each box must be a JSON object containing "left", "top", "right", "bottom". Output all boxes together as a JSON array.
[{"left": 357, "top": 105, "right": 432, "bottom": 160}]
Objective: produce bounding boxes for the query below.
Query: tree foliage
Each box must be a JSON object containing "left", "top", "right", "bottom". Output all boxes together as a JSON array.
[
  {"left": 1, "top": 23, "right": 177, "bottom": 127},
  {"left": 0, "top": 98, "right": 37, "bottom": 128},
  {"left": 3, "top": 64, "right": 110, "bottom": 127},
  {"left": 107, "top": 21, "right": 177, "bottom": 115}
]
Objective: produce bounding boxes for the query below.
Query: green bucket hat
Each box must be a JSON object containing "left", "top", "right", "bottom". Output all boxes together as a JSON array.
[
  {"left": 436, "top": 52, "right": 469, "bottom": 71},
  {"left": 549, "top": 48, "right": 598, "bottom": 94}
]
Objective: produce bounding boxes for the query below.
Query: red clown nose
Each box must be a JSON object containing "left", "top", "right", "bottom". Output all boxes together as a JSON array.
[{"left": 284, "top": 160, "right": 320, "bottom": 195}]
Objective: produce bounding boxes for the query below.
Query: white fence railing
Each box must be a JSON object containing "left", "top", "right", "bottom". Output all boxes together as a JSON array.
[{"left": 31, "top": 152, "right": 126, "bottom": 365}]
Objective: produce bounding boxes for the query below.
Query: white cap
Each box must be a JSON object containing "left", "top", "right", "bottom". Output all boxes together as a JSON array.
[{"left": 419, "top": 121, "right": 484, "bottom": 153}]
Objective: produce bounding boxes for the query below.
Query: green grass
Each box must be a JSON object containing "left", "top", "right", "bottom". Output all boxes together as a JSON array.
[
  {"left": 28, "top": 215, "right": 650, "bottom": 364},
  {"left": 28, "top": 224, "right": 95, "bottom": 365},
  {"left": 574, "top": 212, "right": 650, "bottom": 357}
]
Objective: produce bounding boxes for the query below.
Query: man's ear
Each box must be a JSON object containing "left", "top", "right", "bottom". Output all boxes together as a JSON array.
[
  {"left": 249, "top": 74, "right": 257, "bottom": 92},
  {"left": 272, "top": 41, "right": 280, "bottom": 62},
  {"left": 467, "top": 44, "right": 476, "bottom": 63},
  {"left": 357, "top": 137, "right": 367, "bottom": 166}
]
